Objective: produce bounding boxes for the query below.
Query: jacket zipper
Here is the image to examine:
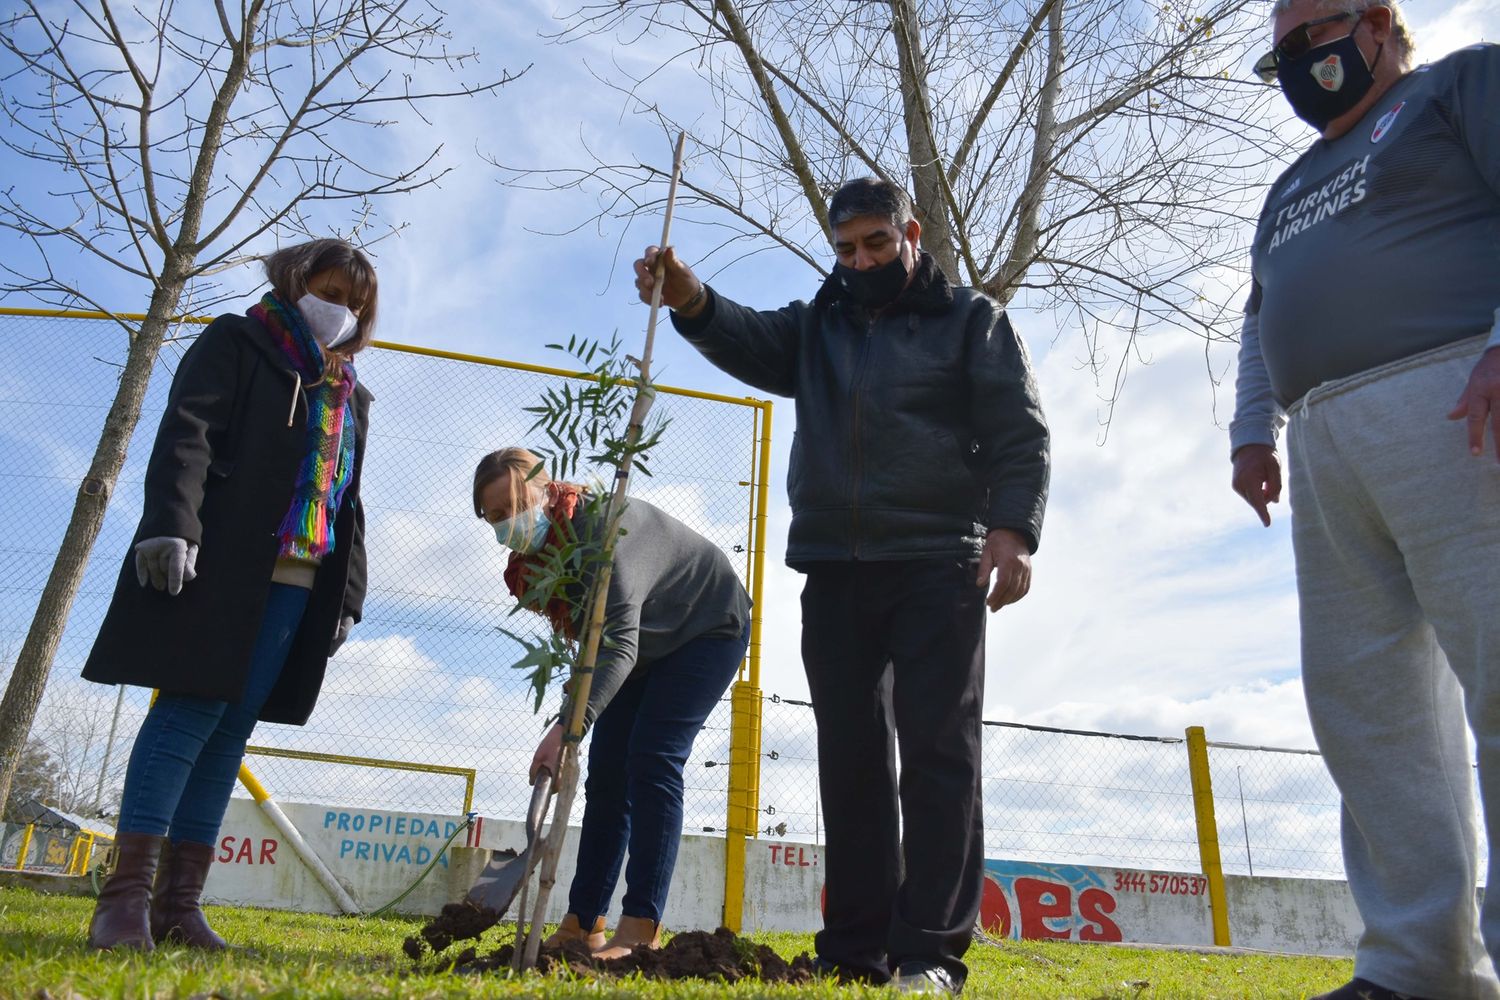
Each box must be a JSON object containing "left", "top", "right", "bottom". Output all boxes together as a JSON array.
[{"left": 849, "top": 318, "right": 874, "bottom": 558}]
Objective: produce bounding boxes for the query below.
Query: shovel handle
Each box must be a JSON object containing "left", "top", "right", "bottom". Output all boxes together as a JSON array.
[{"left": 526, "top": 769, "right": 554, "bottom": 841}]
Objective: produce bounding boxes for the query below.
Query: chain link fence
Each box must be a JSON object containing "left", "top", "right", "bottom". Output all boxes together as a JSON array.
[
  {"left": 1205, "top": 741, "right": 1346, "bottom": 879},
  {"left": 754, "top": 697, "right": 1358, "bottom": 880},
  {"left": 1, "top": 309, "right": 766, "bottom": 834},
  {"left": 4, "top": 307, "right": 1437, "bottom": 885}
]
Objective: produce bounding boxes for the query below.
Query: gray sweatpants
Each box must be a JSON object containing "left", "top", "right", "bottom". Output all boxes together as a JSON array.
[{"left": 1288, "top": 335, "right": 1500, "bottom": 999}]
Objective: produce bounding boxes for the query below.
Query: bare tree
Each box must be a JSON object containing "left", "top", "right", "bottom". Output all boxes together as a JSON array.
[
  {"left": 28, "top": 690, "right": 131, "bottom": 817},
  {"left": 0, "top": 0, "right": 525, "bottom": 819},
  {"left": 502, "top": 0, "right": 1290, "bottom": 377}
]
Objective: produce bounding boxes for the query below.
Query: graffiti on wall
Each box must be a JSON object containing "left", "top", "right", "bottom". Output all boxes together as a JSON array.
[{"left": 981, "top": 861, "right": 1124, "bottom": 942}]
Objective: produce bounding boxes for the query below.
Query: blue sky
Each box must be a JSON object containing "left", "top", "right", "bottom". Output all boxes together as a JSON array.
[{"left": 5, "top": 0, "right": 1500, "bottom": 775}]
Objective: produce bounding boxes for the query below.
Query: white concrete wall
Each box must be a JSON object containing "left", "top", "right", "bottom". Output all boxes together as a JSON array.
[
  {"left": 204, "top": 798, "right": 724, "bottom": 927},
  {"left": 1225, "top": 873, "right": 1361, "bottom": 956},
  {"left": 203, "top": 798, "right": 1361, "bottom": 955}
]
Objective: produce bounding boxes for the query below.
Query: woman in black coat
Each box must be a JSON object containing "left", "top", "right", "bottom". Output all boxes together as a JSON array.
[{"left": 81, "top": 239, "right": 377, "bottom": 952}]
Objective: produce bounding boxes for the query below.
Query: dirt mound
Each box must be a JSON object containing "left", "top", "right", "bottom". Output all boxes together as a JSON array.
[
  {"left": 403, "top": 899, "right": 502, "bottom": 958},
  {"left": 607, "top": 928, "right": 817, "bottom": 983},
  {"left": 415, "top": 925, "right": 817, "bottom": 983}
]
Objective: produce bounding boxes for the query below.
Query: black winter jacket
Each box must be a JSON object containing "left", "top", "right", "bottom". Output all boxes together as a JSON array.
[
  {"left": 673, "top": 253, "right": 1049, "bottom": 563},
  {"left": 82, "top": 313, "right": 371, "bottom": 724}
]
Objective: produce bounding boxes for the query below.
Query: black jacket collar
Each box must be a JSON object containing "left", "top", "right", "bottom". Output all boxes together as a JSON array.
[{"left": 812, "top": 250, "right": 956, "bottom": 318}]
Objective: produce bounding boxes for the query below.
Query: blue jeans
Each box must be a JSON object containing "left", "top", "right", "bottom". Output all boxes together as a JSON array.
[
  {"left": 568, "top": 625, "right": 749, "bottom": 925},
  {"left": 115, "top": 584, "right": 310, "bottom": 845}
]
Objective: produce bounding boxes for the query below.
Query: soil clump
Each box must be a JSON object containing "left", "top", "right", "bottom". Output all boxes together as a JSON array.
[{"left": 411, "top": 924, "right": 817, "bottom": 983}]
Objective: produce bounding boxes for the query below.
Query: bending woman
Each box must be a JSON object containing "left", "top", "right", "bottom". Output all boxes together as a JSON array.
[
  {"left": 82, "top": 239, "right": 378, "bottom": 951},
  {"left": 474, "top": 447, "right": 751, "bottom": 958}
]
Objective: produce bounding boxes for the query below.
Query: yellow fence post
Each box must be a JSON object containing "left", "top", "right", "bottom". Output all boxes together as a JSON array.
[
  {"left": 1186, "top": 725, "right": 1232, "bottom": 946},
  {"left": 723, "top": 400, "right": 773, "bottom": 932},
  {"left": 67, "top": 832, "right": 97, "bottom": 875},
  {"left": 14, "top": 824, "right": 34, "bottom": 872}
]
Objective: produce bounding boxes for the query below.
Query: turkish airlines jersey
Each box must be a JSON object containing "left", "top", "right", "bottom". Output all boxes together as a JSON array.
[{"left": 1248, "top": 43, "right": 1500, "bottom": 407}]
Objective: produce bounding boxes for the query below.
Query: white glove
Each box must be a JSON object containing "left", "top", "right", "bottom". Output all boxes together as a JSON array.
[{"left": 134, "top": 537, "right": 199, "bottom": 596}]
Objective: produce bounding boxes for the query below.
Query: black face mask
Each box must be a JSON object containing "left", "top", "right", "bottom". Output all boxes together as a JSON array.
[
  {"left": 1278, "top": 31, "right": 1382, "bottom": 131},
  {"left": 835, "top": 253, "right": 909, "bottom": 310}
]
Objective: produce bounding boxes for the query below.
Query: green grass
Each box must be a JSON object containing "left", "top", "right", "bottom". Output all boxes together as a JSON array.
[{"left": 0, "top": 887, "right": 1351, "bottom": 999}]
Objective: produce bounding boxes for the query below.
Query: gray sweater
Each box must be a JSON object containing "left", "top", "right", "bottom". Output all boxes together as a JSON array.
[{"left": 574, "top": 498, "right": 751, "bottom": 728}]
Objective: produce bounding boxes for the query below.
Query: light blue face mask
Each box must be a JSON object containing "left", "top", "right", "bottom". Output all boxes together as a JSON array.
[{"left": 493, "top": 504, "right": 551, "bottom": 554}]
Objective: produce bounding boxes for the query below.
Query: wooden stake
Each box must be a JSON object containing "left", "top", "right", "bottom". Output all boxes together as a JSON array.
[{"left": 519, "top": 131, "right": 688, "bottom": 969}]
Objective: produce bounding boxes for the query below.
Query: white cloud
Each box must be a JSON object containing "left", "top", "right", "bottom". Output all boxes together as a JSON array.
[
  {"left": 977, "top": 322, "right": 1303, "bottom": 744},
  {"left": 1018, "top": 678, "right": 1314, "bottom": 749},
  {"left": 1411, "top": 0, "right": 1500, "bottom": 57},
  {"left": 325, "top": 634, "right": 442, "bottom": 698}
]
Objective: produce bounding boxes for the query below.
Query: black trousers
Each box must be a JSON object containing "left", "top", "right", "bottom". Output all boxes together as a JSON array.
[{"left": 800, "top": 558, "right": 986, "bottom": 986}]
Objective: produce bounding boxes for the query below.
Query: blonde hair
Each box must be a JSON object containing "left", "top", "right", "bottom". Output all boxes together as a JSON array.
[{"left": 472, "top": 446, "right": 551, "bottom": 520}]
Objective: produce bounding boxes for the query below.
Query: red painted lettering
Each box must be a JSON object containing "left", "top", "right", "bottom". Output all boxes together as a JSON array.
[
  {"left": 1015, "top": 878, "right": 1072, "bottom": 941},
  {"left": 769, "top": 845, "right": 782, "bottom": 865},
  {"left": 979, "top": 875, "right": 1011, "bottom": 938},
  {"left": 260, "top": 839, "right": 277, "bottom": 864},
  {"left": 218, "top": 836, "right": 235, "bottom": 864},
  {"left": 783, "top": 847, "right": 796, "bottom": 866},
  {"left": 1079, "top": 888, "right": 1123, "bottom": 942},
  {"left": 235, "top": 838, "right": 254, "bottom": 863},
  {"left": 797, "top": 848, "right": 810, "bottom": 868}
]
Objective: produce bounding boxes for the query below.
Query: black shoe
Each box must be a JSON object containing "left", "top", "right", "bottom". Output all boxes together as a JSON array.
[
  {"left": 1310, "top": 979, "right": 1431, "bottom": 1000},
  {"left": 811, "top": 955, "right": 892, "bottom": 985},
  {"left": 892, "top": 960, "right": 961, "bottom": 995}
]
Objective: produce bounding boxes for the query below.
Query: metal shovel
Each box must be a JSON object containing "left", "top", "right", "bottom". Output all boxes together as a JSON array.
[{"left": 464, "top": 767, "right": 553, "bottom": 913}]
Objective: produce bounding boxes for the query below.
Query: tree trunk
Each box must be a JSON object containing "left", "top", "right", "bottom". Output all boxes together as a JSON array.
[
  {"left": 890, "top": 0, "right": 959, "bottom": 282},
  {"left": 988, "top": 0, "right": 1065, "bottom": 304},
  {"left": 0, "top": 2, "right": 257, "bottom": 821},
  {"left": 0, "top": 276, "right": 187, "bottom": 819}
]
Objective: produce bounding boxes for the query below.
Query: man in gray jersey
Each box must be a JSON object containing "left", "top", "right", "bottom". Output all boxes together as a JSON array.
[{"left": 1232, "top": 1, "right": 1500, "bottom": 997}]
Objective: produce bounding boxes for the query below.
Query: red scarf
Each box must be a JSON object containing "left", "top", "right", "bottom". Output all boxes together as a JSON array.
[{"left": 503, "top": 482, "right": 584, "bottom": 639}]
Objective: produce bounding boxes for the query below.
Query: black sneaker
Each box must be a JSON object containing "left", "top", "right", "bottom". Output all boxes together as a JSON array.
[
  {"left": 891, "top": 960, "right": 961, "bottom": 995},
  {"left": 1310, "top": 979, "right": 1431, "bottom": 1000}
]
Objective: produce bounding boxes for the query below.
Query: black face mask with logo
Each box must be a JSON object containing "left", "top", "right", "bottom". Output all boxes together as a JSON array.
[
  {"left": 1278, "top": 31, "right": 1383, "bottom": 131},
  {"left": 835, "top": 253, "right": 909, "bottom": 310}
]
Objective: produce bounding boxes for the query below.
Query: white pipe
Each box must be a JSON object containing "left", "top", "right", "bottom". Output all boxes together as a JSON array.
[{"left": 239, "top": 765, "right": 360, "bottom": 914}]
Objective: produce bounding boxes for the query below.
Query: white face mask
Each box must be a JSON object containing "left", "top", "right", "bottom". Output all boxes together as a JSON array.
[
  {"left": 493, "top": 503, "right": 551, "bottom": 554},
  {"left": 297, "top": 292, "right": 358, "bottom": 349}
]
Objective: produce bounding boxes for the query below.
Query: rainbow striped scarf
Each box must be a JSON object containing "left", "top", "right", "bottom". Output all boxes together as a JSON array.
[{"left": 248, "top": 293, "right": 358, "bottom": 562}]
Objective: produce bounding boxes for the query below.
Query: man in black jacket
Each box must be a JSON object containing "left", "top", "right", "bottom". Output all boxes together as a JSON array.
[{"left": 634, "top": 178, "right": 1049, "bottom": 995}]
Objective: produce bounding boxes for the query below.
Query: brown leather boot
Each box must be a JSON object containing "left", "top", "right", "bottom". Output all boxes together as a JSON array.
[
  {"left": 592, "top": 914, "right": 662, "bottom": 960},
  {"left": 87, "top": 832, "right": 165, "bottom": 951},
  {"left": 151, "top": 840, "right": 227, "bottom": 950},
  {"left": 543, "top": 912, "right": 607, "bottom": 951}
]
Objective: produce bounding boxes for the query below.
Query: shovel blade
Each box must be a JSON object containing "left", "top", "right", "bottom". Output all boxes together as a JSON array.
[
  {"left": 464, "top": 771, "right": 554, "bottom": 913},
  {"left": 465, "top": 846, "right": 532, "bottom": 913}
]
